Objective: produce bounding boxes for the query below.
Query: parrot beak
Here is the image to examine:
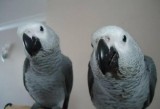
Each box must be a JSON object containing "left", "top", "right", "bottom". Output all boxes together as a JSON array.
[
  {"left": 96, "top": 39, "right": 119, "bottom": 75},
  {"left": 23, "top": 33, "right": 42, "bottom": 57}
]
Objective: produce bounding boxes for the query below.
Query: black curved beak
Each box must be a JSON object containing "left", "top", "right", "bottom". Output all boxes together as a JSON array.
[
  {"left": 96, "top": 39, "right": 119, "bottom": 75},
  {"left": 23, "top": 33, "right": 42, "bottom": 57}
]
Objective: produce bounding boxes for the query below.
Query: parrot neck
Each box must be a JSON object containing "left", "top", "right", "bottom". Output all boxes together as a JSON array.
[{"left": 30, "top": 48, "right": 62, "bottom": 75}]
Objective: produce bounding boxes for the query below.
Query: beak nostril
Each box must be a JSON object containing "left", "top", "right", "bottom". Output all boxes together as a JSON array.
[
  {"left": 107, "top": 37, "right": 110, "bottom": 41},
  {"left": 26, "top": 30, "right": 30, "bottom": 34},
  {"left": 105, "top": 36, "right": 110, "bottom": 41}
]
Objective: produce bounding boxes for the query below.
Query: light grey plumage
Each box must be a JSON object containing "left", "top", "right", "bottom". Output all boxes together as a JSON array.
[
  {"left": 88, "top": 26, "right": 157, "bottom": 109},
  {"left": 17, "top": 22, "right": 73, "bottom": 109}
]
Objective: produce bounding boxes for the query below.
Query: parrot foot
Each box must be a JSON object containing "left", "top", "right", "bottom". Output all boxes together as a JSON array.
[{"left": 4, "top": 103, "right": 12, "bottom": 109}]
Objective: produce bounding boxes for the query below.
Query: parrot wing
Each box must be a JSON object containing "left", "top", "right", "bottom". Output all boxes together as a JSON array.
[
  {"left": 143, "top": 55, "right": 157, "bottom": 109},
  {"left": 23, "top": 58, "right": 30, "bottom": 92},
  {"left": 88, "top": 62, "right": 94, "bottom": 100},
  {"left": 61, "top": 55, "right": 73, "bottom": 109}
]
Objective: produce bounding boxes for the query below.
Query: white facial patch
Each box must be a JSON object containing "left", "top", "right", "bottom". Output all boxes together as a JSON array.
[
  {"left": 92, "top": 26, "right": 129, "bottom": 51},
  {"left": 17, "top": 22, "right": 48, "bottom": 41}
]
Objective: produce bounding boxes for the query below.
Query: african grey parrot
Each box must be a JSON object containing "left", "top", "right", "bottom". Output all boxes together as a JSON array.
[
  {"left": 17, "top": 22, "right": 73, "bottom": 109},
  {"left": 88, "top": 26, "right": 157, "bottom": 109}
]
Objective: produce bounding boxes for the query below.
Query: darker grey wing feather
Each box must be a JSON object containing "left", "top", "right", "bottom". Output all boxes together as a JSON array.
[
  {"left": 143, "top": 55, "right": 157, "bottom": 109},
  {"left": 23, "top": 58, "right": 30, "bottom": 92},
  {"left": 61, "top": 55, "right": 73, "bottom": 109},
  {"left": 62, "top": 56, "right": 73, "bottom": 95},
  {"left": 88, "top": 62, "right": 94, "bottom": 100}
]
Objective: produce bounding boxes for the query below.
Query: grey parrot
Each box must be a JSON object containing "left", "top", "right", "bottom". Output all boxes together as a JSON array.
[
  {"left": 88, "top": 26, "right": 157, "bottom": 109},
  {"left": 17, "top": 22, "right": 73, "bottom": 109}
]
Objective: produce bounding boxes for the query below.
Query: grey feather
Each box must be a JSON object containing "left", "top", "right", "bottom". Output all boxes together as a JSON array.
[
  {"left": 88, "top": 26, "right": 157, "bottom": 109},
  {"left": 142, "top": 55, "right": 157, "bottom": 109},
  {"left": 24, "top": 51, "right": 73, "bottom": 109},
  {"left": 23, "top": 58, "right": 30, "bottom": 92},
  {"left": 61, "top": 55, "right": 73, "bottom": 109},
  {"left": 23, "top": 58, "right": 30, "bottom": 73},
  {"left": 88, "top": 62, "right": 94, "bottom": 99},
  {"left": 18, "top": 22, "right": 73, "bottom": 109}
]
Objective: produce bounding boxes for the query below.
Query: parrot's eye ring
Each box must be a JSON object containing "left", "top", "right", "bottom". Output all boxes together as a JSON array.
[
  {"left": 40, "top": 26, "right": 44, "bottom": 32},
  {"left": 122, "top": 35, "right": 127, "bottom": 42}
]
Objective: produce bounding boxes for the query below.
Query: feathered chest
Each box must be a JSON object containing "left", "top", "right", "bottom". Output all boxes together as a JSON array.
[
  {"left": 92, "top": 73, "right": 149, "bottom": 109},
  {"left": 90, "top": 54, "right": 149, "bottom": 109},
  {"left": 24, "top": 68, "right": 66, "bottom": 107},
  {"left": 24, "top": 67, "right": 65, "bottom": 91}
]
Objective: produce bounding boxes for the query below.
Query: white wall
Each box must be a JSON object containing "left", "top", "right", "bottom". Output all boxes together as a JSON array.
[
  {"left": 0, "top": 28, "right": 34, "bottom": 108},
  {"left": 0, "top": 0, "right": 46, "bottom": 24},
  {"left": 47, "top": 0, "right": 160, "bottom": 109},
  {"left": 0, "top": 0, "right": 46, "bottom": 108}
]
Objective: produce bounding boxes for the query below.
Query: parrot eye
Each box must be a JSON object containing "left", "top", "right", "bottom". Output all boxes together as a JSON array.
[
  {"left": 40, "top": 26, "right": 44, "bottom": 32},
  {"left": 122, "top": 35, "right": 127, "bottom": 42}
]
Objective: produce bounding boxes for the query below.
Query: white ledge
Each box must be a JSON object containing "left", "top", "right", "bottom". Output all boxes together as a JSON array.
[{"left": 0, "top": 13, "right": 46, "bottom": 31}]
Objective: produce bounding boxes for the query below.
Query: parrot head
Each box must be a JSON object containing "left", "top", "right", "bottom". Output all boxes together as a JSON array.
[
  {"left": 17, "top": 22, "right": 59, "bottom": 57},
  {"left": 92, "top": 26, "right": 144, "bottom": 79}
]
